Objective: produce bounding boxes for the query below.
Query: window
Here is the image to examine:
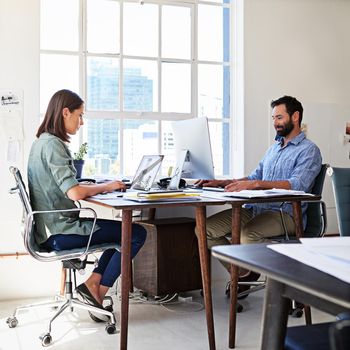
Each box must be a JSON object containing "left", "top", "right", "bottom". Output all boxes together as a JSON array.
[{"left": 40, "top": 0, "right": 231, "bottom": 177}]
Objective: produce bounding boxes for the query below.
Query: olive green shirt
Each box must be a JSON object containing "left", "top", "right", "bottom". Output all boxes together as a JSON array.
[{"left": 28, "top": 133, "right": 95, "bottom": 245}]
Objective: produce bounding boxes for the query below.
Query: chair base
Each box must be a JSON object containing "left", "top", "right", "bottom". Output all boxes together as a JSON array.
[{"left": 7, "top": 291, "right": 118, "bottom": 346}]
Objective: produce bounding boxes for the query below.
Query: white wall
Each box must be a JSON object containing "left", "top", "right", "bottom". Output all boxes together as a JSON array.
[
  {"left": 0, "top": 0, "right": 349, "bottom": 300},
  {"left": 242, "top": 0, "right": 350, "bottom": 233},
  {"left": 0, "top": 0, "right": 63, "bottom": 300}
]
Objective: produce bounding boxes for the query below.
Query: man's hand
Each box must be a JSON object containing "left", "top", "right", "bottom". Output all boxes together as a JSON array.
[
  {"left": 224, "top": 180, "right": 257, "bottom": 192},
  {"left": 195, "top": 179, "right": 233, "bottom": 188}
]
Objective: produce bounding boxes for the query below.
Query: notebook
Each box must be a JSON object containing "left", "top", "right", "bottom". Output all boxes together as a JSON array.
[{"left": 130, "top": 155, "right": 164, "bottom": 191}]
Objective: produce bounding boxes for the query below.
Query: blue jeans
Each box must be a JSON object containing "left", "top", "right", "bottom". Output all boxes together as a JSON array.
[{"left": 43, "top": 219, "right": 147, "bottom": 287}]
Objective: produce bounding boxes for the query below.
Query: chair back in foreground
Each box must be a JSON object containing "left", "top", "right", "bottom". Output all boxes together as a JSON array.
[{"left": 328, "top": 167, "right": 350, "bottom": 236}]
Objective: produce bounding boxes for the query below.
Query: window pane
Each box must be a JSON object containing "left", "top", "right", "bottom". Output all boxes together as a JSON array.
[
  {"left": 123, "top": 3, "right": 158, "bottom": 57},
  {"left": 40, "top": 0, "right": 79, "bottom": 51},
  {"left": 123, "top": 120, "right": 159, "bottom": 176},
  {"left": 198, "top": 5, "right": 230, "bottom": 62},
  {"left": 87, "top": 57, "right": 119, "bottom": 111},
  {"left": 162, "top": 6, "right": 191, "bottom": 59},
  {"left": 161, "top": 63, "right": 191, "bottom": 113},
  {"left": 123, "top": 59, "right": 158, "bottom": 112},
  {"left": 209, "top": 121, "right": 230, "bottom": 176},
  {"left": 198, "top": 64, "right": 230, "bottom": 118},
  {"left": 161, "top": 121, "right": 175, "bottom": 176},
  {"left": 87, "top": 0, "right": 120, "bottom": 54},
  {"left": 83, "top": 119, "right": 120, "bottom": 176},
  {"left": 40, "top": 54, "right": 79, "bottom": 113}
]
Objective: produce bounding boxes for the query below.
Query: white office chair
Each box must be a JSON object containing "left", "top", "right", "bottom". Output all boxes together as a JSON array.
[{"left": 6, "top": 166, "right": 119, "bottom": 346}]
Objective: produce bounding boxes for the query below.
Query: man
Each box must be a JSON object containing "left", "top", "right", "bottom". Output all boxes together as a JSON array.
[{"left": 196, "top": 95, "right": 322, "bottom": 282}]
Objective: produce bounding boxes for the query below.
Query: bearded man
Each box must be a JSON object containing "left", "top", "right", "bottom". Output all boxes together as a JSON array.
[{"left": 195, "top": 95, "right": 322, "bottom": 286}]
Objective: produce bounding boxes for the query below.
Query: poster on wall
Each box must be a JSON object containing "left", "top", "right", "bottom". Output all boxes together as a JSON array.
[{"left": 0, "top": 90, "right": 24, "bottom": 163}]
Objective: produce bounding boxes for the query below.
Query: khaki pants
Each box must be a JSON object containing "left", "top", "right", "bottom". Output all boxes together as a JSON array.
[{"left": 195, "top": 208, "right": 295, "bottom": 272}]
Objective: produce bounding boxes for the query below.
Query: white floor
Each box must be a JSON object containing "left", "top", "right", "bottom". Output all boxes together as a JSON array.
[{"left": 0, "top": 278, "right": 334, "bottom": 350}]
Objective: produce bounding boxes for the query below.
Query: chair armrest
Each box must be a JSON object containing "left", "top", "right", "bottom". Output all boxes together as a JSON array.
[{"left": 25, "top": 207, "right": 97, "bottom": 262}]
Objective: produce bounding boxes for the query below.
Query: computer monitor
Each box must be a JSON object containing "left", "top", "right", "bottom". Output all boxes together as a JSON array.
[{"left": 172, "top": 117, "right": 215, "bottom": 179}]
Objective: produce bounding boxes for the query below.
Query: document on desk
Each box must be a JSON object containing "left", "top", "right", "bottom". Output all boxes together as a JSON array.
[
  {"left": 123, "top": 191, "right": 201, "bottom": 202},
  {"left": 202, "top": 188, "right": 313, "bottom": 199},
  {"left": 268, "top": 237, "right": 350, "bottom": 283}
]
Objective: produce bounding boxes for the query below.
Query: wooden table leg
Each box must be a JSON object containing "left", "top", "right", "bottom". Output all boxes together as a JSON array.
[
  {"left": 120, "top": 209, "right": 132, "bottom": 350},
  {"left": 292, "top": 201, "right": 303, "bottom": 239},
  {"left": 229, "top": 205, "right": 241, "bottom": 348},
  {"left": 195, "top": 206, "right": 216, "bottom": 350}
]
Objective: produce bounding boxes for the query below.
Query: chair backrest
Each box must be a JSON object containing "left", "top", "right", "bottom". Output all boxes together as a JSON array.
[
  {"left": 9, "top": 166, "right": 40, "bottom": 256},
  {"left": 329, "top": 167, "right": 350, "bottom": 236},
  {"left": 304, "top": 163, "right": 328, "bottom": 237}
]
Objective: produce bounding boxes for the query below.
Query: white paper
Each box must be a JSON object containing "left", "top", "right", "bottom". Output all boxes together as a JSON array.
[
  {"left": 268, "top": 238, "right": 350, "bottom": 284},
  {"left": 300, "top": 237, "right": 350, "bottom": 264},
  {"left": 223, "top": 189, "right": 313, "bottom": 198}
]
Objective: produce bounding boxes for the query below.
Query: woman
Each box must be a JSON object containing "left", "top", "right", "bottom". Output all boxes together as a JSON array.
[{"left": 28, "top": 89, "right": 147, "bottom": 321}]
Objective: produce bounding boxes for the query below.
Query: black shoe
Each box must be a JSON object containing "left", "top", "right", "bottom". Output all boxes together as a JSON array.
[{"left": 76, "top": 283, "right": 103, "bottom": 309}]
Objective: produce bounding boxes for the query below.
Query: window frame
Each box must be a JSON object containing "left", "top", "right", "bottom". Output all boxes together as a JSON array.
[{"left": 40, "top": 0, "right": 232, "bottom": 176}]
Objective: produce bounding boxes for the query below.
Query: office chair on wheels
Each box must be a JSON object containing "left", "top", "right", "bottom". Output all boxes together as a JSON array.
[
  {"left": 234, "top": 164, "right": 328, "bottom": 314},
  {"left": 6, "top": 167, "right": 119, "bottom": 347}
]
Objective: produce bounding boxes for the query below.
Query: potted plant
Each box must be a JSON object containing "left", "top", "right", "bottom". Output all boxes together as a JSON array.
[{"left": 73, "top": 142, "right": 88, "bottom": 179}]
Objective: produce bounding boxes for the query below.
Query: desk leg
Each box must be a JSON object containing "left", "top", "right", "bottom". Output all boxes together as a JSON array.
[
  {"left": 195, "top": 206, "right": 216, "bottom": 350},
  {"left": 292, "top": 201, "right": 303, "bottom": 239},
  {"left": 229, "top": 205, "right": 241, "bottom": 348},
  {"left": 120, "top": 209, "right": 132, "bottom": 350},
  {"left": 261, "top": 278, "right": 290, "bottom": 350}
]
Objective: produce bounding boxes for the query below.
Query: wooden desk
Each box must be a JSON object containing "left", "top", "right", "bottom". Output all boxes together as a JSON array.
[
  {"left": 211, "top": 243, "right": 350, "bottom": 350},
  {"left": 86, "top": 196, "right": 226, "bottom": 350},
  {"left": 221, "top": 194, "right": 321, "bottom": 348}
]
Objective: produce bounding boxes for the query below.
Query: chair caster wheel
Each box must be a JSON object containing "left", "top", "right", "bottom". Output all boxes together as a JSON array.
[
  {"left": 237, "top": 303, "right": 243, "bottom": 313},
  {"left": 40, "top": 333, "right": 52, "bottom": 347},
  {"left": 105, "top": 323, "right": 117, "bottom": 334},
  {"left": 6, "top": 317, "right": 18, "bottom": 328}
]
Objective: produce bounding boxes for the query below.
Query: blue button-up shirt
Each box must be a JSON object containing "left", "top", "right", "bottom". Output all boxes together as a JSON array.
[{"left": 247, "top": 132, "right": 322, "bottom": 228}]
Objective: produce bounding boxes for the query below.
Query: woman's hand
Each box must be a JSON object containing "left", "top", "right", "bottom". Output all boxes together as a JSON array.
[
  {"left": 67, "top": 180, "right": 126, "bottom": 201},
  {"left": 103, "top": 180, "right": 126, "bottom": 193}
]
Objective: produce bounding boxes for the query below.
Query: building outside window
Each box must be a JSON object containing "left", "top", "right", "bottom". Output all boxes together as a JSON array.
[{"left": 40, "top": 0, "right": 232, "bottom": 177}]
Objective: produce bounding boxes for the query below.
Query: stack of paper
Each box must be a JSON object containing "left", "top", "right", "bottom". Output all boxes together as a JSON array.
[
  {"left": 268, "top": 237, "right": 350, "bottom": 283},
  {"left": 202, "top": 188, "right": 313, "bottom": 199},
  {"left": 123, "top": 191, "right": 202, "bottom": 202}
]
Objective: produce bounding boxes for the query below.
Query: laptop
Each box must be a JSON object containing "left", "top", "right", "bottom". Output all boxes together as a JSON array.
[{"left": 130, "top": 155, "right": 164, "bottom": 191}]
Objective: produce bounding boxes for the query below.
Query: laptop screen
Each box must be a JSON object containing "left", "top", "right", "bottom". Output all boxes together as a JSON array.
[{"left": 130, "top": 155, "right": 164, "bottom": 191}]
